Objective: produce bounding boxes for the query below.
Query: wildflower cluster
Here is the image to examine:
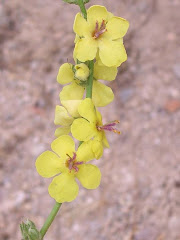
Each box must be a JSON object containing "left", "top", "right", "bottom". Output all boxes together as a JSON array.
[{"left": 36, "top": 4, "right": 129, "bottom": 203}]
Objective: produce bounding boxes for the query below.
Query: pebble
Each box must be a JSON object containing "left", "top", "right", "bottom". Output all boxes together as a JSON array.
[
  {"left": 173, "top": 64, "right": 180, "bottom": 79},
  {"left": 134, "top": 226, "right": 159, "bottom": 240},
  {"left": 169, "top": 88, "right": 180, "bottom": 98},
  {"left": 167, "top": 32, "right": 177, "bottom": 42},
  {"left": 119, "top": 87, "right": 135, "bottom": 103},
  {"left": 168, "top": 215, "right": 180, "bottom": 237},
  {"left": 14, "top": 191, "right": 27, "bottom": 207},
  {"left": 164, "top": 99, "right": 180, "bottom": 113},
  {"left": 0, "top": 191, "right": 27, "bottom": 213},
  {"left": 72, "top": 223, "right": 81, "bottom": 232}
]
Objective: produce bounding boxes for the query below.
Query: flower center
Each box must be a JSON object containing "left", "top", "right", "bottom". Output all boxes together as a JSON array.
[
  {"left": 92, "top": 20, "right": 107, "bottom": 39},
  {"left": 66, "top": 152, "right": 83, "bottom": 172},
  {"left": 97, "top": 120, "right": 121, "bottom": 134}
]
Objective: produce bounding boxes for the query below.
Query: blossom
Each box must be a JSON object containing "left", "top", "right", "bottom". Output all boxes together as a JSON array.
[
  {"left": 73, "top": 5, "right": 129, "bottom": 67},
  {"left": 36, "top": 135, "right": 101, "bottom": 203},
  {"left": 71, "top": 98, "right": 120, "bottom": 159},
  {"left": 57, "top": 61, "right": 117, "bottom": 107},
  {"left": 54, "top": 100, "right": 81, "bottom": 137}
]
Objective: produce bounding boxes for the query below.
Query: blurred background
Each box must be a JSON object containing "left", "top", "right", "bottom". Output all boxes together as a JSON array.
[{"left": 0, "top": 0, "right": 179, "bottom": 239}]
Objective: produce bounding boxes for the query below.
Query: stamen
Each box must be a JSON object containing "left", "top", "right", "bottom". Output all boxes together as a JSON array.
[
  {"left": 103, "top": 120, "right": 120, "bottom": 127},
  {"left": 68, "top": 162, "right": 73, "bottom": 170},
  {"left": 72, "top": 152, "right": 76, "bottom": 161},
  {"left": 92, "top": 20, "right": 107, "bottom": 39},
  {"left": 95, "top": 21, "right": 99, "bottom": 32},
  {"left": 73, "top": 166, "right": 79, "bottom": 172},
  {"left": 66, "top": 152, "right": 83, "bottom": 172},
  {"left": 100, "top": 20, "right": 106, "bottom": 30},
  {"left": 97, "top": 120, "right": 121, "bottom": 134}
]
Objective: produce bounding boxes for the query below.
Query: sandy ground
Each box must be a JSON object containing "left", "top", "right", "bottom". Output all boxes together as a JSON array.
[{"left": 0, "top": 0, "right": 180, "bottom": 239}]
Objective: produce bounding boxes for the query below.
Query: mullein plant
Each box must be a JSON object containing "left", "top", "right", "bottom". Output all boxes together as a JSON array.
[{"left": 20, "top": 0, "right": 129, "bottom": 239}]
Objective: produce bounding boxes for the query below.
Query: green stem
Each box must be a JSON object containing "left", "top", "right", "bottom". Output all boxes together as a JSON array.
[
  {"left": 86, "top": 61, "right": 94, "bottom": 98},
  {"left": 76, "top": 1, "right": 94, "bottom": 150},
  {"left": 76, "top": 0, "right": 94, "bottom": 99},
  {"left": 40, "top": 202, "right": 62, "bottom": 239},
  {"left": 77, "top": 0, "right": 87, "bottom": 20}
]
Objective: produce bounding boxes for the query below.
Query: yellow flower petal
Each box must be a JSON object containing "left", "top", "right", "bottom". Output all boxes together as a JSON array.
[
  {"left": 95, "top": 52, "right": 104, "bottom": 66},
  {"left": 87, "top": 5, "right": 108, "bottom": 26},
  {"left": 92, "top": 140, "right": 104, "bottom": 159},
  {"left": 71, "top": 118, "right": 95, "bottom": 141},
  {"left": 99, "top": 39, "right": 127, "bottom": 67},
  {"left": 77, "top": 164, "right": 101, "bottom": 189},
  {"left": 60, "top": 82, "right": 85, "bottom": 101},
  {"left": 73, "top": 12, "right": 91, "bottom": 37},
  {"left": 35, "top": 151, "right": 65, "bottom": 178},
  {"left": 118, "top": 38, "right": 124, "bottom": 44},
  {"left": 107, "top": 11, "right": 114, "bottom": 20},
  {"left": 105, "top": 17, "right": 129, "bottom": 40},
  {"left": 96, "top": 40, "right": 123, "bottom": 66},
  {"left": 54, "top": 105, "right": 74, "bottom": 126},
  {"left": 102, "top": 132, "right": 110, "bottom": 148},
  {"left": 61, "top": 100, "right": 81, "bottom": 118},
  {"left": 94, "top": 62, "right": 117, "bottom": 81},
  {"left": 96, "top": 131, "right": 104, "bottom": 142},
  {"left": 51, "top": 135, "right": 75, "bottom": 159},
  {"left": 48, "top": 173, "right": 79, "bottom": 203},
  {"left": 57, "top": 63, "right": 74, "bottom": 85},
  {"left": 78, "top": 98, "right": 96, "bottom": 123},
  {"left": 96, "top": 110, "right": 103, "bottom": 125},
  {"left": 92, "top": 81, "right": 114, "bottom": 107},
  {"left": 76, "top": 141, "right": 94, "bottom": 162},
  {"left": 74, "top": 34, "right": 80, "bottom": 44},
  {"left": 75, "top": 37, "right": 98, "bottom": 62},
  {"left": 55, "top": 127, "right": 71, "bottom": 138}
]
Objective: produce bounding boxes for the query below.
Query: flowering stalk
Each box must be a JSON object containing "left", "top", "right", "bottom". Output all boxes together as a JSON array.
[
  {"left": 33, "top": 1, "right": 90, "bottom": 239},
  {"left": 78, "top": 0, "right": 94, "bottom": 99},
  {"left": 20, "top": 0, "right": 129, "bottom": 239}
]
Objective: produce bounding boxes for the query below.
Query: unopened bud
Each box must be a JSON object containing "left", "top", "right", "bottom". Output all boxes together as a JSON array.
[
  {"left": 74, "top": 63, "right": 90, "bottom": 81},
  {"left": 20, "top": 220, "right": 41, "bottom": 240}
]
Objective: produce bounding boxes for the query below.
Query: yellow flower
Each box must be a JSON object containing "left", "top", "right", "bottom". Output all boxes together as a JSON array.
[
  {"left": 36, "top": 135, "right": 101, "bottom": 203},
  {"left": 54, "top": 100, "right": 81, "bottom": 137},
  {"left": 57, "top": 61, "right": 117, "bottom": 107},
  {"left": 73, "top": 5, "right": 129, "bottom": 67},
  {"left": 71, "top": 99, "right": 120, "bottom": 159}
]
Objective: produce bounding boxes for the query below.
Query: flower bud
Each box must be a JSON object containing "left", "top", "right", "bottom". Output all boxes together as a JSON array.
[
  {"left": 74, "top": 63, "right": 90, "bottom": 81},
  {"left": 20, "top": 220, "right": 41, "bottom": 240}
]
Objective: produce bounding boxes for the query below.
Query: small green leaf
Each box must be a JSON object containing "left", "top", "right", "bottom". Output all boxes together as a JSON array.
[{"left": 20, "top": 220, "right": 41, "bottom": 240}]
